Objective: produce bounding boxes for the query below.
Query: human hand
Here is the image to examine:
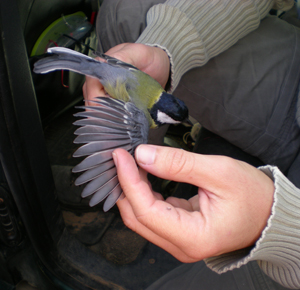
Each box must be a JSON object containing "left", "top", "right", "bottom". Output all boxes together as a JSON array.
[
  {"left": 113, "top": 145, "right": 274, "bottom": 263},
  {"left": 82, "top": 43, "right": 170, "bottom": 105}
]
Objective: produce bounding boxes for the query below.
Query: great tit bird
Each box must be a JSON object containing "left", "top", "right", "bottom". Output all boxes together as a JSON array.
[{"left": 34, "top": 47, "right": 190, "bottom": 211}]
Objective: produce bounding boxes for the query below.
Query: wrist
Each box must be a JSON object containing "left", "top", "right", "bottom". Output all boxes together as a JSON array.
[
  {"left": 205, "top": 166, "right": 300, "bottom": 288},
  {"left": 150, "top": 45, "right": 171, "bottom": 90}
]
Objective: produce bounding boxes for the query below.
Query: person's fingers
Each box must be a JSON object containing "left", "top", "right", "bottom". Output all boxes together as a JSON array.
[
  {"left": 105, "top": 43, "right": 134, "bottom": 64},
  {"left": 82, "top": 76, "right": 106, "bottom": 106},
  {"left": 105, "top": 43, "right": 170, "bottom": 88},
  {"left": 113, "top": 148, "right": 210, "bottom": 260},
  {"left": 166, "top": 196, "right": 198, "bottom": 212},
  {"left": 134, "top": 144, "right": 222, "bottom": 189},
  {"left": 117, "top": 191, "right": 197, "bottom": 263},
  {"left": 112, "top": 148, "right": 158, "bottom": 211},
  {"left": 134, "top": 145, "right": 262, "bottom": 194},
  {"left": 114, "top": 150, "right": 199, "bottom": 262}
]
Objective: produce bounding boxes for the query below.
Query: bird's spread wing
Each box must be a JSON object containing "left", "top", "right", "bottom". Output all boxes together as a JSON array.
[{"left": 72, "top": 97, "right": 149, "bottom": 211}]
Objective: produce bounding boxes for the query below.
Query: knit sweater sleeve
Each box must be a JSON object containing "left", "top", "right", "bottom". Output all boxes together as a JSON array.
[
  {"left": 136, "top": 0, "right": 294, "bottom": 92},
  {"left": 136, "top": 0, "right": 299, "bottom": 288},
  {"left": 205, "top": 166, "right": 300, "bottom": 289}
]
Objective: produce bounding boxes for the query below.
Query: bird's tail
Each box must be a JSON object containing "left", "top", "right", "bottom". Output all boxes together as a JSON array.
[{"left": 33, "top": 47, "right": 103, "bottom": 79}]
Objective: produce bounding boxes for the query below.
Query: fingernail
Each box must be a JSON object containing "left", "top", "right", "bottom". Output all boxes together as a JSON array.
[
  {"left": 118, "top": 192, "right": 125, "bottom": 201},
  {"left": 112, "top": 152, "right": 118, "bottom": 167},
  {"left": 136, "top": 145, "right": 156, "bottom": 165}
]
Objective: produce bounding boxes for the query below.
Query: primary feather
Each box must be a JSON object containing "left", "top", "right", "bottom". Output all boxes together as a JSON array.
[{"left": 73, "top": 97, "right": 148, "bottom": 211}]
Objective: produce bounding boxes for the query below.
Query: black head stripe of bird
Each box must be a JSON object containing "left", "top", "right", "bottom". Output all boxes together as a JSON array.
[{"left": 33, "top": 47, "right": 190, "bottom": 211}]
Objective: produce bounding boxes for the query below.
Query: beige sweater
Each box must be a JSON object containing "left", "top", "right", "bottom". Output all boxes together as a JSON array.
[{"left": 136, "top": 0, "right": 300, "bottom": 288}]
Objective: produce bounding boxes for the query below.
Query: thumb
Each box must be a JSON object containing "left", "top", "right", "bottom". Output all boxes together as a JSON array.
[{"left": 135, "top": 144, "right": 204, "bottom": 184}]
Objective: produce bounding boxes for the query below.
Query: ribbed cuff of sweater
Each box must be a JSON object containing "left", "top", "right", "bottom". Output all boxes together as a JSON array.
[
  {"left": 136, "top": 4, "right": 209, "bottom": 92},
  {"left": 204, "top": 165, "right": 300, "bottom": 289},
  {"left": 135, "top": 1, "right": 276, "bottom": 92},
  {"left": 273, "top": 0, "right": 294, "bottom": 11}
]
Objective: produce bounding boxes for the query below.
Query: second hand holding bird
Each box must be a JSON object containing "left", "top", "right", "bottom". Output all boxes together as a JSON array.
[{"left": 82, "top": 43, "right": 171, "bottom": 104}]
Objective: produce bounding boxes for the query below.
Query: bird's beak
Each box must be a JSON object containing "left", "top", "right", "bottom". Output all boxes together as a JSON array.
[{"left": 183, "top": 118, "right": 193, "bottom": 126}]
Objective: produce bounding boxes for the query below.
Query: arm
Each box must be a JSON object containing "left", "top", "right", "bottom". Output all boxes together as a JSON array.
[
  {"left": 83, "top": 0, "right": 294, "bottom": 99},
  {"left": 84, "top": 1, "right": 299, "bottom": 286},
  {"left": 114, "top": 145, "right": 300, "bottom": 289},
  {"left": 205, "top": 165, "right": 300, "bottom": 289},
  {"left": 136, "top": 0, "right": 294, "bottom": 91}
]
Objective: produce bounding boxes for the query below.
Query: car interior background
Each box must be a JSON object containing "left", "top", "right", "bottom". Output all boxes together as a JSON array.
[{"left": 2, "top": 0, "right": 293, "bottom": 289}]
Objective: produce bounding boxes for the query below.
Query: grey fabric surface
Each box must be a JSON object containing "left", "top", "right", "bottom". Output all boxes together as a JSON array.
[
  {"left": 96, "top": 0, "right": 165, "bottom": 52},
  {"left": 146, "top": 261, "right": 289, "bottom": 290}
]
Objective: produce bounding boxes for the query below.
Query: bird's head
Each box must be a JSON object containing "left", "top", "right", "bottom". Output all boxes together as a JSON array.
[{"left": 149, "top": 92, "right": 190, "bottom": 127}]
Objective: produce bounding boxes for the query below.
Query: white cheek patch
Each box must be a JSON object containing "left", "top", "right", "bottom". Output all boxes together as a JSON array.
[{"left": 157, "top": 110, "right": 181, "bottom": 124}]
